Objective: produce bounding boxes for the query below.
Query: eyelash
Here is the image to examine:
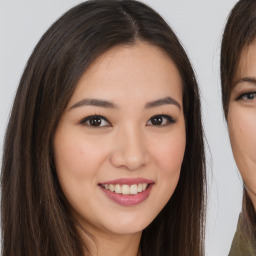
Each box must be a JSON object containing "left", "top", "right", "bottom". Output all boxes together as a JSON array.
[
  {"left": 79, "top": 114, "right": 176, "bottom": 127},
  {"left": 80, "top": 115, "right": 111, "bottom": 127},
  {"left": 146, "top": 114, "right": 176, "bottom": 126},
  {"left": 237, "top": 91, "right": 256, "bottom": 101}
]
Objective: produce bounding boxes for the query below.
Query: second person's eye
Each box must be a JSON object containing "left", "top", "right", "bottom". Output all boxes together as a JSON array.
[
  {"left": 80, "top": 115, "right": 111, "bottom": 127},
  {"left": 238, "top": 92, "right": 256, "bottom": 101},
  {"left": 147, "top": 114, "right": 175, "bottom": 126}
]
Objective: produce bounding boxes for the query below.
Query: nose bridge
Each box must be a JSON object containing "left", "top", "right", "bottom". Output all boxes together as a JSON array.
[{"left": 111, "top": 123, "right": 148, "bottom": 170}]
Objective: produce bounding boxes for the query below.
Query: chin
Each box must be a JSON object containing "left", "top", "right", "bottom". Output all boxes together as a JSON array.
[{"left": 103, "top": 213, "right": 154, "bottom": 235}]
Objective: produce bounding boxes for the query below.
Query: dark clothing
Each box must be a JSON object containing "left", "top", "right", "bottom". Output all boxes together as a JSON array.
[{"left": 229, "top": 214, "right": 256, "bottom": 256}]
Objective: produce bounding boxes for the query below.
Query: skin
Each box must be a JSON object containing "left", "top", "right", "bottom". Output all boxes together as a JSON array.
[
  {"left": 54, "top": 41, "right": 186, "bottom": 256},
  {"left": 228, "top": 40, "right": 256, "bottom": 211}
]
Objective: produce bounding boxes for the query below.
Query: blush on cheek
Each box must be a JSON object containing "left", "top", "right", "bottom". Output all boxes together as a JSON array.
[{"left": 157, "top": 141, "right": 185, "bottom": 176}]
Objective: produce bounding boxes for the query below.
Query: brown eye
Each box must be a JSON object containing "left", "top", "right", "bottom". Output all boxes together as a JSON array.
[
  {"left": 151, "top": 116, "right": 163, "bottom": 125},
  {"left": 80, "top": 115, "right": 110, "bottom": 127},
  {"left": 89, "top": 117, "right": 102, "bottom": 126},
  {"left": 242, "top": 92, "right": 256, "bottom": 100},
  {"left": 237, "top": 92, "right": 256, "bottom": 101},
  {"left": 147, "top": 115, "right": 175, "bottom": 126}
]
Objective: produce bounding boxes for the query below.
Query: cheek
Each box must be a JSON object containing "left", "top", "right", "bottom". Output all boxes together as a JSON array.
[
  {"left": 154, "top": 129, "right": 186, "bottom": 174},
  {"left": 54, "top": 128, "right": 106, "bottom": 182},
  {"left": 163, "top": 136, "right": 185, "bottom": 167},
  {"left": 148, "top": 127, "right": 186, "bottom": 211},
  {"left": 228, "top": 107, "right": 256, "bottom": 183},
  {"left": 148, "top": 125, "right": 186, "bottom": 198},
  {"left": 53, "top": 128, "right": 111, "bottom": 217},
  {"left": 160, "top": 138, "right": 185, "bottom": 197},
  {"left": 228, "top": 109, "right": 256, "bottom": 159}
]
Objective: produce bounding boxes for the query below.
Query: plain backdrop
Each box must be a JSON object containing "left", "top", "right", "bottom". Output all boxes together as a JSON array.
[{"left": 0, "top": 1, "right": 242, "bottom": 255}]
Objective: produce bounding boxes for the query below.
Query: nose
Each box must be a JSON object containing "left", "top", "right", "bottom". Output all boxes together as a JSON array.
[{"left": 110, "top": 126, "right": 149, "bottom": 171}]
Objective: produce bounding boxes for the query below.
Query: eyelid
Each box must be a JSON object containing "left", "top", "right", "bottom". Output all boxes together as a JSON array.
[
  {"left": 236, "top": 91, "right": 256, "bottom": 101},
  {"left": 80, "top": 115, "right": 111, "bottom": 127},
  {"left": 146, "top": 114, "right": 176, "bottom": 126}
]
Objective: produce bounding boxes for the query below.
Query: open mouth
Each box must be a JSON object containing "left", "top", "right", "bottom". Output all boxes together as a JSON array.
[
  {"left": 98, "top": 178, "right": 154, "bottom": 206},
  {"left": 99, "top": 183, "right": 149, "bottom": 195}
]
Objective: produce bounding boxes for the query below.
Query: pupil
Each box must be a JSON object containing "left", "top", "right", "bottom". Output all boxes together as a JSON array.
[
  {"left": 248, "top": 93, "right": 255, "bottom": 100},
  {"left": 89, "top": 117, "right": 101, "bottom": 126},
  {"left": 152, "top": 116, "right": 163, "bottom": 125}
]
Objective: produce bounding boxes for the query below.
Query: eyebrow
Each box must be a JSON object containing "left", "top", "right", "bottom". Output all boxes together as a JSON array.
[
  {"left": 234, "top": 77, "right": 256, "bottom": 87},
  {"left": 145, "top": 97, "right": 181, "bottom": 109},
  {"left": 69, "top": 99, "right": 118, "bottom": 110},
  {"left": 69, "top": 96, "right": 181, "bottom": 110}
]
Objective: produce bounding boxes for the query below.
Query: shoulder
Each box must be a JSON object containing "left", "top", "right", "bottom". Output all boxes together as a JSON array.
[{"left": 228, "top": 213, "right": 256, "bottom": 256}]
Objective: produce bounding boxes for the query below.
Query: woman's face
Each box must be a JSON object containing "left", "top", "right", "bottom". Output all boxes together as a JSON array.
[
  {"left": 54, "top": 42, "right": 186, "bottom": 238},
  {"left": 228, "top": 40, "right": 256, "bottom": 209}
]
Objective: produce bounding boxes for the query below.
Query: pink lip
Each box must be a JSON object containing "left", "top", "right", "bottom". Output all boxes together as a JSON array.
[
  {"left": 98, "top": 178, "right": 154, "bottom": 206},
  {"left": 99, "top": 184, "right": 153, "bottom": 206}
]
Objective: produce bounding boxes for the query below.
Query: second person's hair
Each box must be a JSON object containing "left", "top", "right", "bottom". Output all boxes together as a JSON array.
[{"left": 221, "top": 0, "right": 256, "bottom": 244}]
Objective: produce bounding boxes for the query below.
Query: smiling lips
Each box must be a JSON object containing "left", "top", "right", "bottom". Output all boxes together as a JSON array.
[{"left": 99, "top": 178, "right": 154, "bottom": 206}]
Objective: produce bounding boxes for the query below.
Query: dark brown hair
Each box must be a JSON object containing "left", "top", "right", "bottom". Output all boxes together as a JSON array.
[
  {"left": 220, "top": 0, "right": 256, "bottom": 245},
  {"left": 1, "top": 1, "right": 206, "bottom": 255}
]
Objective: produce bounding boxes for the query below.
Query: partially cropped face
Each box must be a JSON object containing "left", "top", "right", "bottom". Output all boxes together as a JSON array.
[
  {"left": 228, "top": 40, "right": 256, "bottom": 209},
  {"left": 54, "top": 42, "right": 186, "bottom": 238}
]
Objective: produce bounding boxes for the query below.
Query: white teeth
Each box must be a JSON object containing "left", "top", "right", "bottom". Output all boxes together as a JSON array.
[
  {"left": 122, "top": 185, "right": 130, "bottom": 195},
  {"left": 137, "top": 183, "right": 142, "bottom": 193},
  {"left": 109, "top": 184, "right": 115, "bottom": 192},
  {"left": 130, "top": 184, "right": 138, "bottom": 195},
  {"left": 115, "top": 184, "right": 122, "bottom": 194},
  {"left": 102, "top": 183, "right": 149, "bottom": 195}
]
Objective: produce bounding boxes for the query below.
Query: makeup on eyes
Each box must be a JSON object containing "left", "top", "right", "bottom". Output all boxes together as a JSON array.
[
  {"left": 79, "top": 113, "right": 176, "bottom": 128},
  {"left": 146, "top": 114, "right": 176, "bottom": 126},
  {"left": 79, "top": 114, "right": 111, "bottom": 127}
]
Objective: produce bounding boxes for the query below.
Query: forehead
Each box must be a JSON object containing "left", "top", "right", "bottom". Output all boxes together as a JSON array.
[
  {"left": 235, "top": 40, "right": 256, "bottom": 80},
  {"left": 68, "top": 41, "right": 183, "bottom": 107},
  {"left": 84, "top": 41, "right": 179, "bottom": 79}
]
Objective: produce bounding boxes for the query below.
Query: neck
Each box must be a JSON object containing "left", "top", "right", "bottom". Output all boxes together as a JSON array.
[{"left": 78, "top": 225, "right": 142, "bottom": 256}]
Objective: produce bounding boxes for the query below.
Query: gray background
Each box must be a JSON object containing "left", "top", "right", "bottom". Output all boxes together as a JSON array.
[{"left": 0, "top": 1, "right": 242, "bottom": 255}]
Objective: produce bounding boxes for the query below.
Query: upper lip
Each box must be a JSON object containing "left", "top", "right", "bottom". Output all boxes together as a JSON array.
[{"left": 99, "top": 178, "right": 154, "bottom": 186}]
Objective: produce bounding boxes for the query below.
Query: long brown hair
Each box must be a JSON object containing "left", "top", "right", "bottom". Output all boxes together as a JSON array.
[
  {"left": 220, "top": 0, "right": 256, "bottom": 243},
  {"left": 1, "top": 1, "right": 206, "bottom": 255}
]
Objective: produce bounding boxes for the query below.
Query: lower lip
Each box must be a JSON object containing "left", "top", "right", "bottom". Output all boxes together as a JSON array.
[{"left": 100, "top": 184, "right": 153, "bottom": 206}]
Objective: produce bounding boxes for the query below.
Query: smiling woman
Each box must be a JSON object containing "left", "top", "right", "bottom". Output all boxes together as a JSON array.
[
  {"left": 1, "top": 1, "right": 206, "bottom": 256},
  {"left": 54, "top": 42, "right": 186, "bottom": 247}
]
